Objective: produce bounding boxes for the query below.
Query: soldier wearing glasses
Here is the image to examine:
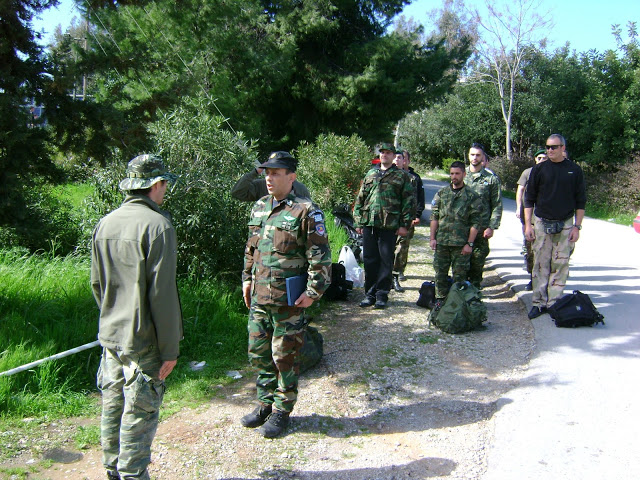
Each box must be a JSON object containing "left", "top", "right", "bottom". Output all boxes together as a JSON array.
[{"left": 524, "top": 134, "right": 586, "bottom": 319}]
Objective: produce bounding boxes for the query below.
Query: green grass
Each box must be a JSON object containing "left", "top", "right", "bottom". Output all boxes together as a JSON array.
[
  {"left": 0, "top": 248, "right": 250, "bottom": 459},
  {"left": 325, "top": 212, "right": 351, "bottom": 262},
  {"left": 74, "top": 424, "right": 101, "bottom": 450},
  {"left": 586, "top": 203, "right": 636, "bottom": 226},
  {"left": 48, "top": 182, "right": 93, "bottom": 208}
]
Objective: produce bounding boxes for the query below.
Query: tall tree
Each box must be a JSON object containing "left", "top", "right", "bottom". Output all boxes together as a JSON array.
[
  {"left": 56, "top": 0, "right": 470, "bottom": 159},
  {"left": 0, "top": 0, "right": 60, "bottom": 227},
  {"left": 472, "top": 0, "right": 550, "bottom": 159}
]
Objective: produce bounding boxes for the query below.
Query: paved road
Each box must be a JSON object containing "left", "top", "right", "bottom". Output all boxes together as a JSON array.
[{"left": 422, "top": 178, "right": 640, "bottom": 479}]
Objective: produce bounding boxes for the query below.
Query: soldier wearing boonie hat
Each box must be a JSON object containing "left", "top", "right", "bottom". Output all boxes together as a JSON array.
[
  {"left": 92, "top": 153, "right": 183, "bottom": 480},
  {"left": 118, "top": 154, "right": 178, "bottom": 191}
]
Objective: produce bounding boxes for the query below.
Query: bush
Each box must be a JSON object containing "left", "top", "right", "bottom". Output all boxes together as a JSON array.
[
  {"left": 295, "top": 133, "right": 371, "bottom": 212},
  {"left": 584, "top": 155, "right": 640, "bottom": 214},
  {"left": 0, "top": 182, "right": 85, "bottom": 255},
  {"left": 83, "top": 96, "right": 259, "bottom": 279},
  {"left": 488, "top": 155, "right": 534, "bottom": 191},
  {"left": 441, "top": 157, "right": 458, "bottom": 171}
]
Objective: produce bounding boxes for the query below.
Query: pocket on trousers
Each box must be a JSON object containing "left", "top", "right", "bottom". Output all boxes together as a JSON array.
[
  {"left": 132, "top": 372, "right": 165, "bottom": 414},
  {"left": 96, "top": 361, "right": 104, "bottom": 391}
]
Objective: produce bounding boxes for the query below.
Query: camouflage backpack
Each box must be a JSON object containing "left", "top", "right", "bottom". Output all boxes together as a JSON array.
[{"left": 428, "top": 281, "right": 487, "bottom": 333}]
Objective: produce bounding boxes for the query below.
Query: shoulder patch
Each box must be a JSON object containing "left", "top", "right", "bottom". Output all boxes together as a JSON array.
[{"left": 315, "top": 223, "right": 327, "bottom": 237}]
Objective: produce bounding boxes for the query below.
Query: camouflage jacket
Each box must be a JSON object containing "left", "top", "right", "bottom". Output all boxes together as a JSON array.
[
  {"left": 465, "top": 167, "right": 503, "bottom": 231},
  {"left": 430, "top": 184, "right": 483, "bottom": 246},
  {"left": 242, "top": 191, "right": 331, "bottom": 305},
  {"left": 353, "top": 165, "right": 415, "bottom": 230}
]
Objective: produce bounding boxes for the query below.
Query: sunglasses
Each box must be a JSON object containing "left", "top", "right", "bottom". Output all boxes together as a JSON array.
[{"left": 546, "top": 144, "right": 563, "bottom": 150}]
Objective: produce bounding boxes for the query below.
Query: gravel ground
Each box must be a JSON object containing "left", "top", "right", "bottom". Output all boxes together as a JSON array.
[{"left": 2, "top": 225, "right": 535, "bottom": 480}]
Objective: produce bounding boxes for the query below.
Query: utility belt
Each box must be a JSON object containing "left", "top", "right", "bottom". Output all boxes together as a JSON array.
[{"left": 539, "top": 216, "right": 572, "bottom": 235}]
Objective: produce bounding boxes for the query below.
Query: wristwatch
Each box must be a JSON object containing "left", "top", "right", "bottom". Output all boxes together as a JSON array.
[
  {"left": 573, "top": 225, "right": 582, "bottom": 230},
  {"left": 466, "top": 241, "right": 474, "bottom": 247}
]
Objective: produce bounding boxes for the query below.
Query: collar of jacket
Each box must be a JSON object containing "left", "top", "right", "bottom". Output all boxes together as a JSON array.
[{"left": 123, "top": 193, "right": 168, "bottom": 217}]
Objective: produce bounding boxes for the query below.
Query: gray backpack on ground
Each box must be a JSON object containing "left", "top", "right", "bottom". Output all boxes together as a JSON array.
[{"left": 428, "top": 281, "right": 487, "bottom": 333}]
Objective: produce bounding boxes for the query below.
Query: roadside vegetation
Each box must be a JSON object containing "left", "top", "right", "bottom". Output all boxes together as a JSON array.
[{"left": 2, "top": 0, "right": 639, "bottom": 471}]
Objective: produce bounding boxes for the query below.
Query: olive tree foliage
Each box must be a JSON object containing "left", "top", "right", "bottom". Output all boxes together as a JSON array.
[
  {"left": 295, "top": 134, "right": 371, "bottom": 212},
  {"left": 150, "top": 97, "right": 259, "bottom": 280},
  {"left": 85, "top": 96, "right": 259, "bottom": 279},
  {"left": 472, "top": 0, "right": 551, "bottom": 159}
]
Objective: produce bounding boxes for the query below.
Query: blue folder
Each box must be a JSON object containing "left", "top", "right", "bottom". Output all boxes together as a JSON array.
[{"left": 286, "top": 274, "right": 307, "bottom": 306}]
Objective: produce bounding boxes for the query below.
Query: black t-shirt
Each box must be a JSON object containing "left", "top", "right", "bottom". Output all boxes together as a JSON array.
[{"left": 524, "top": 159, "right": 586, "bottom": 220}]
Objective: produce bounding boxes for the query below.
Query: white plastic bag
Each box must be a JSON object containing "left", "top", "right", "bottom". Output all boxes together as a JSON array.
[{"left": 338, "top": 245, "right": 364, "bottom": 288}]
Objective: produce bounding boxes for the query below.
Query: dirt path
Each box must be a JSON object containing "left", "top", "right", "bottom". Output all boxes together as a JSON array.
[{"left": 3, "top": 225, "right": 535, "bottom": 480}]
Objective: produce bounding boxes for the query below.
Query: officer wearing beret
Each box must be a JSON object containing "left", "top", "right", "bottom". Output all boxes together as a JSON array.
[
  {"left": 91, "top": 154, "right": 183, "bottom": 480},
  {"left": 241, "top": 151, "right": 331, "bottom": 438}
]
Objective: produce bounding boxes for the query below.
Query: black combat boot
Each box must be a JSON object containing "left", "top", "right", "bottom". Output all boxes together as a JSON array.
[
  {"left": 258, "top": 410, "right": 290, "bottom": 438},
  {"left": 240, "top": 404, "right": 272, "bottom": 428},
  {"left": 106, "top": 471, "right": 120, "bottom": 480},
  {"left": 359, "top": 296, "right": 375, "bottom": 307},
  {"left": 392, "top": 274, "right": 405, "bottom": 293}
]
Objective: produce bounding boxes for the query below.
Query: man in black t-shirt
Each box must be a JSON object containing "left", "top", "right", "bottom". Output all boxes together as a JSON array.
[{"left": 524, "top": 134, "right": 586, "bottom": 319}]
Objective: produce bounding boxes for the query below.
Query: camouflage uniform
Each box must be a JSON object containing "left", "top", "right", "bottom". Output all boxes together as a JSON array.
[
  {"left": 430, "top": 185, "right": 483, "bottom": 299},
  {"left": 91, "top": 155, "right": 182, "bottom": 480},
  {"left": 393, "top": 167, "right": 425, "bottom": 275},
  {"left": 243, "top": 192, "right": 331, "bottom": 413},
  {"left": 353, "top": 165, "right": 415, "bottom": 301},
  {"left": 465, "top": 167, "right": 502, "bottom": 288}
]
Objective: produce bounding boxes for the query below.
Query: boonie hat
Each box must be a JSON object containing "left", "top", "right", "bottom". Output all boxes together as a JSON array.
[
  {"left": 378, "top": 142, "right": 396, "bottom": 153},
  {"left": 534, "top": 148, "right": 546, "bottom": 157},
  {"left": 259, "top": 151, "right": 298, "bottom": 172},
  {"left": 119, "top": 154, "right": 178, "bottom": 191}
]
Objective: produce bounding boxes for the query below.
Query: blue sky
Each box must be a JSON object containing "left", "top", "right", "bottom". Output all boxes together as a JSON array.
[{"left": 33, "top": 0, "right": 640, "bottom": 54}]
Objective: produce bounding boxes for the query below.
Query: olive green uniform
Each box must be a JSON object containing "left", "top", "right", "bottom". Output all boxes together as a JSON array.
[
  {"left": 465, "top": 167, "right": 502, "bottom": 288},
  {"left": 430, "top": 185, "right": 483, "bottom": 299}
]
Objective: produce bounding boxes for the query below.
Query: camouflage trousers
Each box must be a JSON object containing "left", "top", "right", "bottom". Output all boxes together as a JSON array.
[
  {"left": 248, "top": 303, "right": 306, "bottom": 413},
  {"left": 433, "top": 244, "right": 471, "bottom": 299},
  {"left": 97, "top": 346, "right": 165, "bottom": 480},
  {"left": 531, "top": 216, "right": 575, "bottom": 308},
  {"left": 393, "top": 224, "right": 415, "bottom": 275},
  {"left": 468, "top": 233, "right": 490, "bottom": 289}
]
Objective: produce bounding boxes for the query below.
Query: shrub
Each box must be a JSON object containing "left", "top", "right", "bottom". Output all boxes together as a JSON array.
[
  {"left": 295, "top": 133, "right": 371, "bottom": 212},
  {"left": 441, "top": 157, "right": 458, "bottom": 171},
  {"left": 584, "top": 155, "right": 640, "bottom": 214},
  {"left": 84, "top": 96, "right": 259, "bottom": 279},
  {"left": 488, "top": 155, "right": 534, "bottom": 191}
]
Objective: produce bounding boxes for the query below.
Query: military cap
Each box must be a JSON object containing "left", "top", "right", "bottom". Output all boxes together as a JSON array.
[
  {"left": 259, "top": 151, "right": 298, "bottom": 172},
  {"left": 119, "top": 154, "right": 178, "bottom": 191},
  {"left": 378, "top": 142, "right": 396, "bottom": 153},
  {"left": 534, "top": 148, "right": 546, "bottom": 157}
]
